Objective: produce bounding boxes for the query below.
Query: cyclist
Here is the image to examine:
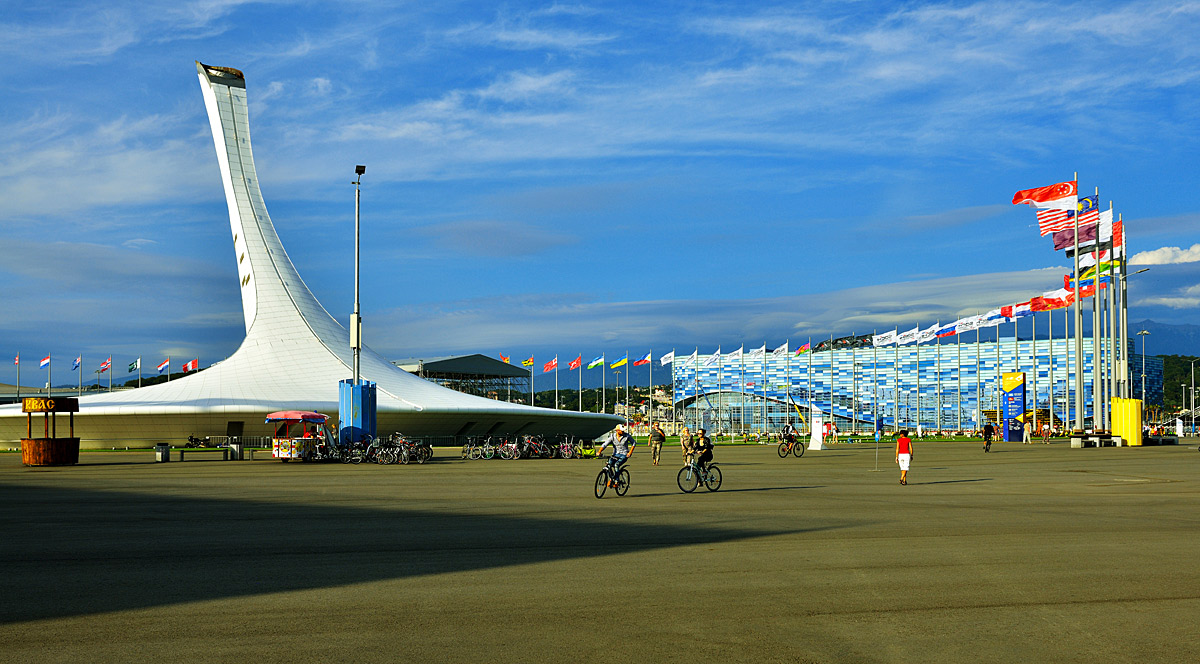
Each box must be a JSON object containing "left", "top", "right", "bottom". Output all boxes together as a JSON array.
[
  {"left": 693, "top": 427, "right": 714, "bottom": 471},
  {"left": 782, "top": 421, "right": 797, "bottom": 445},
  {"left": 596, "top": 425, "right": 636, "bottom": 485}
]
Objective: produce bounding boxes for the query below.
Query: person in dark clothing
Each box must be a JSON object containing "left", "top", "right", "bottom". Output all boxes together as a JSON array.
[
  {"left": 693, "top": 428, "right": 714, "bottom": 470},
  {"left": 983, "top": 422, "right": 995, "bottom": 453},
  {"left": 649, "top": 423, "right": 666, "bottom": 466}
]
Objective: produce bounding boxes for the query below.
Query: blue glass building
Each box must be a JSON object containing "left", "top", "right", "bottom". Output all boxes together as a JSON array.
[{"left": 671, "top": 336, "right": 1163, "bottom": 434}]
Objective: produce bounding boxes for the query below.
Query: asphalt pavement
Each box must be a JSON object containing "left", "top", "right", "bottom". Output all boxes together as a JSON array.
[{"left": 1, "top": 440, "right": 1197, "bottom": 663}]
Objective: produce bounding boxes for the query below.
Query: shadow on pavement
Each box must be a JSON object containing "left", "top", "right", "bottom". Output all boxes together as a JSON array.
[{"left": 0, "top": 483, "right": 844, "bottom": 624}]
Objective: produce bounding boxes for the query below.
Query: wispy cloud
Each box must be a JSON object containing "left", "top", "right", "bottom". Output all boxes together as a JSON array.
[{"left": 412, "top": 220, "right": 576, "bottom": 257}]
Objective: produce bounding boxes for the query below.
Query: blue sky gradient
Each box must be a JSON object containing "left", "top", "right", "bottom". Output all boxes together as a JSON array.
[{"left": 4, "top": 1, "right": 1200, "bottom": 387}]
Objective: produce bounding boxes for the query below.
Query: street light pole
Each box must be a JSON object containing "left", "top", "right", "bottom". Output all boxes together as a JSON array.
[
  {"left": 351, "top": 165, "right": 365, "bottom": 386},
  {"left": 1137, "top": 330, "right": 1150, "bottom": 401},
  {"left": 1191, "top": 358, "right": 1197, "bottom": 435}
]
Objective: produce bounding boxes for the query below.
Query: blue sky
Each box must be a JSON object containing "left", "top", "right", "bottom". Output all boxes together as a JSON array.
[{"left": 4, "top": 1, "right": 1200, "bottom": 387}]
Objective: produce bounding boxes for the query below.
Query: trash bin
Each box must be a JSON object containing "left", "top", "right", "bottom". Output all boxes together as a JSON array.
[
  {"left": 154, "top": 443, "right": 171, "bottom": 462},
  {"left": 228, "top": 443, "right": 243, "bottom": 461}
]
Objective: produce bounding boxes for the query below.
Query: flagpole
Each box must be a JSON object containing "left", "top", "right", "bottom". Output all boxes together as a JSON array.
[
  {"left": 625, "top": 352, "right": 629, "bottom": 428},
  {"left": 648, "top": 351, "right": 653, "bottom": 430},
  {"left": 956, "top": 329, "right": 962, "bottom": 432},
  {"left": 1118, "top": 214, "right": 1129, "bottom": 398},
  {"left": 936, "top": 323, "right": 942, "bottom": 435},
  {"left": 829, "top": 333, "right": 834, "bottom": 428},
  {"left": 15, "top": 355, "right": 19, "bottom": 401},
  {"left": 1106, "top": 202, "right": 1118, "bottom": 421},
  {"left": 108, "top": 357, "right": 112, "bottom": 392},
  {"left": 915, "top": 332, "right": 920, "bottom": 435},
  {"left": 851, "top": 334, "right": 858, "bottom": 435},
  {"left": 578, "top": 354, "right": 583, "bottom": 412},
  {"left": 807, "top": 337, "right": 812, "bottom": 432},
  {"left": 530, "top": 359, "right": 534, "bottom": 406},
  {"left": 78, "top": 354, "right": 82, "bottom": 396},
  {"left": 1032, "top": 312, "right": 1038, "bottom": 433},
  {"left": 1072, "top": 173, "right": 1083, "bottom": 430},
  {"left": 48, "top": 355, "right": 52, "bottom": 397},
  {"left": 139, "top": 357, "right": 143, "bottom": 388},
  {"left": 976, "top": 327, "right": 981, "bottom": 431},
  {"left": 786, "top": 340, "right": 792, "bottom": 433},
  {"left": 894, "top": 328, "right": 899, "bottom": 432},
  {"left": 1090, "top": 186, "right": 1101, "bottom": 430},
  {"left": 873, "top": 332, "right": 879, "bottom": 432},
  {"left": 554, "top": 356, "right": 559, "bottom": 410},
  {"left": 1049, "top": 307, "right": 1055, "bottom": 429},
  {"left": 602, "top": 360, "right": 606, "bottom": 413}
]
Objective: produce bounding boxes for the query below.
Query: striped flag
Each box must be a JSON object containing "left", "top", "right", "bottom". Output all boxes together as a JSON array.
[
  {"left": 100, "top": 357, "right": 111, "bottom": 372},
  {"left": 157, "top": 359, "right": 170, "bottom": 373},
  {"left": 40, "top": 355, "right": 50, "bottom": 368},
  {"left": 610, "top": 353, "right": 628, "bottom": 368},
  {"left": 73, "top": 356, "right": 81, "bottom": 370},
  {"left": 587, "top": 355, "right": 605, "bottom": 369},
  {"left": 13, "top": 354, "right": 17, "bottom": 366},
  {"left": 182, "top": 359, "right": 198, "bottom": 372},
  {"left": 632, "top": 352, "right": 651, "bottom": 366}
]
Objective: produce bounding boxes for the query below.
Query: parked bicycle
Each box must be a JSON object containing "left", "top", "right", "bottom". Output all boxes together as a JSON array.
[
  {"left": 677, "top": 456, "right": 722, "bottom": 493},
  {"left": 594, "top": 456, "right": 630, "bottom": 498}
]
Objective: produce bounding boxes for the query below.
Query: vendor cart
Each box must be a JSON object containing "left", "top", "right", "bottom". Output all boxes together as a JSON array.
[{"left": 266, "top": 411, "right": 334, "bottom": 462}]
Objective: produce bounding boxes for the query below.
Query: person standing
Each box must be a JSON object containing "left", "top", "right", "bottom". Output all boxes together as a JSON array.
[
  {"left": 1022, "top": 419, "right": 1032, "bottom": 444},
  {"left": 649, "top": 423, "right": 665, "bottom": 466},
  {"left": 679, "top": 425, "right": 694, "bottom": 464},
  {"left": 895, "top": 429, "right": 913, "bottom": 485},
  {"left": 1041, "top": 421, "right": 1051, "bottom": 444}
]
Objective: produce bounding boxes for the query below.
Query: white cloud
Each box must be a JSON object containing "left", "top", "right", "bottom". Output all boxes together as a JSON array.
[{"left": 1130, "top": 244, "right": 1200, "bottom": 265}]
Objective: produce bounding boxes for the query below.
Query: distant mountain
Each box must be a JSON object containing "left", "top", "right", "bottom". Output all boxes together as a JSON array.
[{"left": 1130, "top": 319, "right": 1200, "bottom": 356}]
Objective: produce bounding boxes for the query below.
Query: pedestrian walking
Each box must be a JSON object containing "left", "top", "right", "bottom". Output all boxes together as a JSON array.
[
  {"left": 649, "top": 423, "right": 665, "bottom": 466},
  {"left": 679, "top": 425, "right": 694, "bottom": 463},
  {"left": 1041, "top": 422, "right": 1050, "bottom": 444},
  {"left": 895, "top": 429, "right": 913, "bottom": 485},
  {"left": 1022, "top": 420, "right": 1032, "bottom": 444}
]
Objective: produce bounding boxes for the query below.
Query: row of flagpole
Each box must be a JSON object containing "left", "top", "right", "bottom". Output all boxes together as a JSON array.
[{"left": 9, "top": 354, "right": 199, "bottom": 398}]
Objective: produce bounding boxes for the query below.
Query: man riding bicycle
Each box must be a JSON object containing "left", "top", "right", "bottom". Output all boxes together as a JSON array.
[
  {"left": 596, "top": 425, "right": 636, "bottom": 484},
  {"left": 781, "top": 421, "right": 797, "bottom": 444}
]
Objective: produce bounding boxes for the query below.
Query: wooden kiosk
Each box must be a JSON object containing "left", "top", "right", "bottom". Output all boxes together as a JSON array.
[{"left": 20, "top": 397, "right": 81, "bottom": 466}]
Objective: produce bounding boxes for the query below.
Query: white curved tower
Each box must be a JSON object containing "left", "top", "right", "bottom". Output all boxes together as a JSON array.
[{"left": 0, "top": 63, "right": 620, "bottom": 445}]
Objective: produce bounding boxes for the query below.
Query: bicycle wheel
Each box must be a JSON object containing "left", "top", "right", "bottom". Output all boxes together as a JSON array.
[
  {"left": 677, "top": 466, "right": 699, "bottom": 493},
  {"left": 704, "top": 464, "right": 723, "bottom": 492},
  {"left": 594, "top": 470, "right": 609, "bottom": 498},
  {"left": 615, "top": 468, "right": 630, "bottom": 496},
  {"left": 468, "top": 446, "right": 482, "bottom": 460},
  {"left": 792, "top": 442, "right": 805, "bottom": 458},
  {"left": 777, "top": 442, "right": 789, "bottom": 458}
]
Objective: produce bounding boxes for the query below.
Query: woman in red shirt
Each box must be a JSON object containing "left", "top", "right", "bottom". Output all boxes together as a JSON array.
[{"left": 895, "top": 430, "right": 914, "bottom": 485}]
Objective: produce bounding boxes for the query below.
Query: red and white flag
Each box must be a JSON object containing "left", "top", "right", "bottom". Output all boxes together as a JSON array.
[
  {"left": 1013, "top": 180, "right": 1077, "bottom": 208},
  {"left": 543, "top": 357, "right": 558, "bottom": 373},
  {"left": 182, "top": 359, "right": 198, "bottom": 372},
  {"left": 568, "top": 355, "right": 582, "bottom": 371},
  {"left": 99, "top": 357, "right": 111, "bottom": 372}
]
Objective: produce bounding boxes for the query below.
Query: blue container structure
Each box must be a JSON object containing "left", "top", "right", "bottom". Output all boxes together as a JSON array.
[{"left": 338, "top": 379, "right": 377, "bottom": 445}]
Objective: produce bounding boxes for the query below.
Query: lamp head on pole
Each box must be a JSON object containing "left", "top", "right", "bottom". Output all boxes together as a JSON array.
[{"left": 355, "top": 164, "right": 366, "bottom": 176}]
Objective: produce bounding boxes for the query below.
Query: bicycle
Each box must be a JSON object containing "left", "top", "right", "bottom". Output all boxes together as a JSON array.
[
  {"left": 594, "top": 456, "right": 630, "bottom": 498},
  {"left": 677, "top": 456, "right": 722, "bottom": 493},
  {"left": 777, "top": 434, "right": 805, "bottom": 458}
]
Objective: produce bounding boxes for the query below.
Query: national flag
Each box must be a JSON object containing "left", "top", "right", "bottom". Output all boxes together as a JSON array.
[
  {"left": 632, "top": 352, "right": 651, "bottom": 366},
  {"left": 1013, "top": 181, "right": 1077, "bottom": 208},
  {"left": 703, "top": 349, "right": 721, "bottom": 367},
  {"left": 873, "top": 330, "right": 897, "bottom": 347},
  {"left": 896, "top": 326, "right": 920, "bottom": 345},
  {"left": 567, "top": 355, "right": 582, "bottom": 371},
  {"left": 157, "top": 359, "right": 170, "bottom": 373},
  {"left": 794, "top": 342, "right": 810, "bottom": 355},
  {"left": 1051, "top": 222, "right": 1098, "bottom": 251},
  {"left": 659, "top": 351, "right": 676, "bottom": 366},
  {"left": 610, "top": 353, "right": 628, "bottom": 368},
  {"left": 13, "top": 354, "right": 17, "bottom": 366},
  {"left": 1079, "top": 261, "right": 1122, "bottom": 280},
  {"left": 521, "top": 356, "right": 534, "bottom": 367},
  {"left": 100, "top": 357, "right": 111, "bottom": 372},
  {"left": 1065, "top": 274, "right": 1111, "bottom": 291},
  {"left": 1075, "top": 195, "right": 1100, "bottom": 226},
  {"left": 1034, "top": 288, "right": 1072, "bottom": 311},
  {"left": 128, "top": 358, "right": 141, "bottom": 373},
  {"left": 1000, "top": 301, "right": 1033, "bottom": 319},
  {"left": 499, "top": 354, "right": 510, "bottom": 364},
  {"left": 182, "top": 358, "right": 198, "bottom": 372},
  {"left": 771, "top": 342, "right": 789, "bottom": 357},
  {"left": 40, "top": 355, "right": 50, "bottom": 368},
  {"left": 587, "top": 355, "right": 605, "bottom": 369},
  {"left": 72, "top": 356, "right": 81, "bottom": 370},
  {"left": 935, "top": 322, "right": 957, "bottom": 338},
  {"left": 543, "top": 357, "right": 558, "bottom": 373}
]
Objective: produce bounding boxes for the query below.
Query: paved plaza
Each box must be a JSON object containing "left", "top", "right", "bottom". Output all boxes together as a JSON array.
[{"left": 1, "top": 440, "right": 1197, "bottom": 663}]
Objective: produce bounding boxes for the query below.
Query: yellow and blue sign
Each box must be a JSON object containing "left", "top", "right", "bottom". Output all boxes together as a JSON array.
[{"left": 1002, "top": 372, "right": 1026, "bottom": 442}]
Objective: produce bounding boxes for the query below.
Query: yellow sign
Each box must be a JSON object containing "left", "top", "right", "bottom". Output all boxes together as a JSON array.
[{"left": 1002, "top": 372, "right": 1026, "bottom": 393}]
